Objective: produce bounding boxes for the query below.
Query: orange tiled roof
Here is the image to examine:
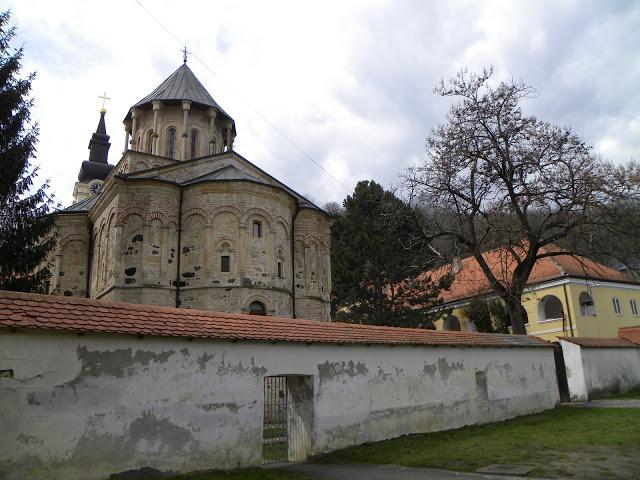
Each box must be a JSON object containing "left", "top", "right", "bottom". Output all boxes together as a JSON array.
[
  {"left": 559, "top": 337, "right": 638, "bottom": 348},
  {"left": 619, "top": 326, "right": 640, "bottom": 345},
  {"left": 423, "top": 245, "right": 635, "bottom": 305},
  {"left": 0, "top": 290, "right": 550, "bottom": 348}
]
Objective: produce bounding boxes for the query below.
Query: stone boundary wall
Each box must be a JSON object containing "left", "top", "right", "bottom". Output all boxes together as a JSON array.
[
  {"left": 560, "top": 339, "right": 640, "bottom": 401},
  {"left": 0, "top": 330, "right": 558, "bottom": 480}
]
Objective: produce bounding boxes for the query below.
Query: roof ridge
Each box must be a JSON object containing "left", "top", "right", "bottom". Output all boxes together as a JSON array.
[{"left": 546, "top": 255, "right": 567, "bottom": 276}]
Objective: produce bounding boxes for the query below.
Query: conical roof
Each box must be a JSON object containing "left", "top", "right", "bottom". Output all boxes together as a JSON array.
[{"left": 127, "top": 63, "right": 234, "bottom": 125}]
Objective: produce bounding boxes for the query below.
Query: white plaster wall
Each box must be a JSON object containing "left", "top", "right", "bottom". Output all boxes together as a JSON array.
[
  {"left": 0, "top": 330, "right": 559, "bottom": 479},
  {"left": 562, "top": 340, "right": 640, "bottom": 401}
]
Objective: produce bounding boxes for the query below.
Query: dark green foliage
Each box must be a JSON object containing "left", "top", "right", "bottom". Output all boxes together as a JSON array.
[
  {"left": 463, "top": 297, "right": 510, "bottom": 333},
  {"left": 488, "top": 299, "right": 510, "bottom": 334},
  {"left": 463, "top": 297, "right": 494, "bottom": 333},
  {"left": 331, "top": 180, "right": 450, "bottom": 328},
  {"left": 0, "top": 10, "right": 55, "bottom": 292}
]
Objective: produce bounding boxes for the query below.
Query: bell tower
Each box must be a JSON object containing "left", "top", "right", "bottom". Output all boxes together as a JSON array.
[{"left": 72, "top": 103, "right": 114, "bottom": 203}]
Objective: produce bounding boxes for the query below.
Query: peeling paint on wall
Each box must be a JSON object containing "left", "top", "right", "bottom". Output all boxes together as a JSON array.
[
  {"left": 436, "top": 357, "right": 463, "bottom": 381},
  {"left": 64, "top": 347, "right": 175, "bottom": 387},
  {"left": 72, "top": 411, "right": 200, "bottom": 464},
  {"left": 317, "top": 360, "right": 368, "bottom": 384}
]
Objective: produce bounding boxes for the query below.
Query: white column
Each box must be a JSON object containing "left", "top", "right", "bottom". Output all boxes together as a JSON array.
[
  {"left": 130, "top": 109, "right": 139, "bottom": 150},
  {"left": 152, "top": 101, "right": 163, "bottom": 155},
  {"left": 226, "top": 120, "right": 233, "bottom": 151},
  {"left": 123, "top": 122, "right": 130, "bottom": 154},
  {"left": 181, "top": 100, "right": 191, "bottom": 160},
  {"left": 208, "top": 108, "right": 217, "bottom": 155}
]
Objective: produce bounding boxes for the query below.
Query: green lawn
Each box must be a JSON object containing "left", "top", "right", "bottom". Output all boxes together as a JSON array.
[
  {"left": 150, "top": 469, "right": 309, "bottom": 480},
  {"left": 609, "top": 387, "right": 640, "bottom": 400},
  {"left": 316, "top": 406, "right": 640, "bottom": 479}
]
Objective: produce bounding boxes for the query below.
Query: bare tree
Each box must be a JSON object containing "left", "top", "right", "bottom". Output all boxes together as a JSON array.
[{"left": 405, "top": 68, "right": 640, "bottom": 334}]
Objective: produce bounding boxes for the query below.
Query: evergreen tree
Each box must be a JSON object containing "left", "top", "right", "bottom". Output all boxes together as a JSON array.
[
  {"left": 331, "top": 180, "right": 450, "bottom": 328},
  {"left": 463, "top": 297, "right": 494, "bottom": 333},
  {"left": 0, "top": 10, "right": 55, "bottom": 292}
]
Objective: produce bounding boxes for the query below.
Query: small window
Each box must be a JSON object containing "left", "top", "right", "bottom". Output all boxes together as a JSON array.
[
  {"left": 167, "top": 127, "right": 177, "bottom": 159},
  {"left": 631, "top": 299, "right": 638, "bottom": 316},
  {"left": 579, "top": 292, "right": 596, "bottom": 316},
  {"left": 249, "top": 301, "right": 266, "bottom": 316},
  {"left": 253, "top": 221, "right": 262, "bottom": 238},
  {"left": 221, "top": 255, "right": 230, "bottom": 273},
  {"left": 613, "top": 297, "right": 622, "bottom": 315},
  {"left": 146, "top": 130, "right": 153, "bottom": 154},
  {"left": 190, "top": 129, "right": 199, "bottom": 159},
  {"left": 277, "top": 261, "right": 283, "bottom": 279}
]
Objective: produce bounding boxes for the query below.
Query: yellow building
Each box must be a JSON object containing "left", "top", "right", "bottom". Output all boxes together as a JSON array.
[{"left": 429, "top": 247, "right": 640, "bottom": 341}]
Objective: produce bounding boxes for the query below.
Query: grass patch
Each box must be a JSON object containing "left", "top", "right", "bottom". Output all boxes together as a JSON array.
[
  {"left": 315, "top": 407, "right": 640, "bottom": 478},
  {"left": 147, "top": 468, "right": 309, "bottom": 480},
  {"left": 608, "top": 387, "right": 640, "bottom": 400}
]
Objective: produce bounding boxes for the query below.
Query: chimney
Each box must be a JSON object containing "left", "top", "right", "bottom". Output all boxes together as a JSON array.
[{"left": 452, "top": 257, "right": 462, "bottom": 274}]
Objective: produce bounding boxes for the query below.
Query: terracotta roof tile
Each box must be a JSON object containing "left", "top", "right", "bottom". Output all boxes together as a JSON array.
[
  {"left": 560, "top": 337, "right": 638, "bottom": 348},
  {"left": 0, "top": 291, "right": 549, "bottom": 349},
  {"left": 423, "top": 244, "right": 635, "bottom": 305},
  {"left": 618, "top": 326, "right": 640, "bottom": 345}
]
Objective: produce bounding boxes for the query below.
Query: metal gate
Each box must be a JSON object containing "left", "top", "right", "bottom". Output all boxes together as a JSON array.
[
  {"left": 552, "top": 343, "right": 570, "bottom": 403},
  {"left": 263, "top": 376, "right": 288, "bottom": 464}
]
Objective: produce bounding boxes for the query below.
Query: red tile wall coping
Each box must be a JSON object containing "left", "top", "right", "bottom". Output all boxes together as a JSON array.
[
  {"left": 618, "top": 326, "right": 640, "bottom": 345},
  {"left": 0, "top": 290, "right": 551, "bottom": 348},
  {"left": 559, "top": 336, "right": 639, "bottom": 348}
]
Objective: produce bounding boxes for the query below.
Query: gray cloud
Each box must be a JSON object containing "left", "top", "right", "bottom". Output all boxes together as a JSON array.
[{"left": 10, "top": 0, "right": 640, "bottom": 207}]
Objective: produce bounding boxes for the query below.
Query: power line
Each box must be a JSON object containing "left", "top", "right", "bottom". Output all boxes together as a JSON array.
[{"left": 133, "top": 0, "right": 351, "bottom": 194}]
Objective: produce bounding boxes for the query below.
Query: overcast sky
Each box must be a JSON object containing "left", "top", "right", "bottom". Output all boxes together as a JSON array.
[{"left": 8, "top": 0, "right": 640, "bottom": 207}]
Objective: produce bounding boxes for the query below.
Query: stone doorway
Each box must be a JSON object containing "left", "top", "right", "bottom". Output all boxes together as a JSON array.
[{"left": 262, "top": 375, "right": 314, "bottom": 464}]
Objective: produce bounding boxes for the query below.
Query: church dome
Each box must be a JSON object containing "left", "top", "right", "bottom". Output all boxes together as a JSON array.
[{"left": 125, "top": 63, "right": 235, "bottom": 133}]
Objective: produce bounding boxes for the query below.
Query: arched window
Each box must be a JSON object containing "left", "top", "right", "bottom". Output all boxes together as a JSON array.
[
  {"left": 146, "top": 130, "right": 153, "bottom": 154},
  {"left": 253, "top": 220, "right": 262, "bottom": 238},
  {"left": 166, "top": 127, "right": 177, "bottom": 159},
  {"left": 538, "top": 295, "right": 564, "bottom": 322},
  {"left": 443, "top": 315, "right": 461, "bottom": 331},
  {"left": 249, "top": 301, "right": 266, "bottom": 316},
  {"left": 579, "top": 292, "right": 596, "bottom": 316},
  {"left": 190, "top": 129, "right": 199, "bottom": 159}
]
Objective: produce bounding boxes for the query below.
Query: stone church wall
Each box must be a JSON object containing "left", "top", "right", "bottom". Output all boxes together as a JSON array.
[
  {"left": 49, "top": 214, "right": 90, "bottom": 298},
  {"left": 70, "top": 177, "right": 330, "bottom": 320},
  {"left": 0, "top": 329, "right": 559, "bottom": 479},
  {"left": 293, "top": 208, "right": 332, "bottom": 319}
]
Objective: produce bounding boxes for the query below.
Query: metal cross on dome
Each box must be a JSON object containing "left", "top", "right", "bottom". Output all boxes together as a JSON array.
[
  {"left": 98, "top": 92, "right": 111, "bottom": 112},
  {"left": 182, "top": 46, "right": 189, "bottom": 63}
]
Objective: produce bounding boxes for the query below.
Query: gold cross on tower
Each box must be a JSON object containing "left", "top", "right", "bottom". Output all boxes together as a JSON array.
[{"left": 98, "top": 92, "right": 111, "bottom": 113}]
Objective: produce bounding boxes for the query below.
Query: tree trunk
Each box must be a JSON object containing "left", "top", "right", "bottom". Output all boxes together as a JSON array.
[{"left": 504, "top": 293, "right": 528, "bottom": 335}]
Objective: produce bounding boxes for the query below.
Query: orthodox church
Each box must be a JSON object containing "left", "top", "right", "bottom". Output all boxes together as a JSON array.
[{"left": 48, "top": 59, "right": 333, "bottom": 321}]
